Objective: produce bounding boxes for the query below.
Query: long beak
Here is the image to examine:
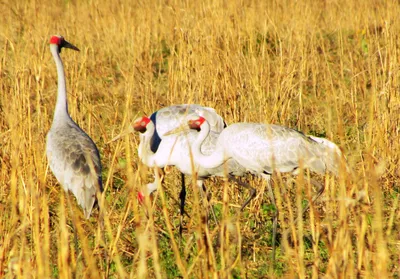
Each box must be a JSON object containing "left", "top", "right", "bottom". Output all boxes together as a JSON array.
[
  {"left": 63, "top": 40, "right": 80, "bottom": 51},
  {"left": 163, "top": 124, "right": 190, "bottom": 137},
  {"left": 106, "top": 126, "right": 134, "bottom": 144}
]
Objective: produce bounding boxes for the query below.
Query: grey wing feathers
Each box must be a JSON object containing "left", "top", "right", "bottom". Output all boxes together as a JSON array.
[
  {"left": 155, "top": 104, "right": 225, "bottom": 136},
  {"left": 307, "top": 135, "right": 343, "bottom": 175},
  {"left": 262, "top": 125, "right": 340, "bottom": 175},
  {"left": 265, "top": 125, "right": 329, "bottom": 174},
  {"left": 222, "top": 123, "right": 335, "bottom": 175},
  {"left": 47, "top": 122, "right": 102, "bottom": 219}
]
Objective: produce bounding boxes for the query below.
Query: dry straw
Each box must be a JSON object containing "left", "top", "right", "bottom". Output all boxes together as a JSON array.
[{"left": 1, "top": 0, "right": 399, "bottom": 278}]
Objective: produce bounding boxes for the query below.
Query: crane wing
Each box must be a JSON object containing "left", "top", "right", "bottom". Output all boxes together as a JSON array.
[{"left": 46, "top": 122, "right": 103, "bottom": 219}]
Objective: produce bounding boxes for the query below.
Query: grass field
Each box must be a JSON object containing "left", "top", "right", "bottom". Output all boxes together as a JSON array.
[{"left": 1, "top": 0, "right": 400, "bottom": 278}]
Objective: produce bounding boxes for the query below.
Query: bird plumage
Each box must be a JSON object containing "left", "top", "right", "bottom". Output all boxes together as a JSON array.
[
  {"left": 307, "top": 135, "right": 343, "bottom": 175},
  {"left": 134, "top": 115, "right": 245, "bottom": 195},
  {"left": 135, "top": 104, "right": 227, "bottom": 195},
  {"left": 187, "top": 118, "right": 340, "bottom": 177},
  {"left": 46, "top": 35, "right": 103, "bottom": 219},
  {"left": 149, "top": 104, "right": 225, "bottom": 152},
  {"left": 186, "top": 116, "right": 343, "bottom": 264}
]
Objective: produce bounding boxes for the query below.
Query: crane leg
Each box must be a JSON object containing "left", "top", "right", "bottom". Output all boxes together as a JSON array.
[
  {"left": 64, "top": 192, "right": 80, "bottom": 277},
  {"left": 198, "top": 181, "right": 219, "bottom": 226},
  {"left": 298, "top": 178, "right": 325, "bottom": 220},
  {"left": 282, "top": 178, "right": 326, "bottom": 249},
  {"left": 261, "top": 174, "right": 277, "bottom": 267},
  {"left": 96, "top": 191, "right": 110, "bottom": 278},
  {"left": 228, "top": 175, "right": 256, "bottom": 211},
  {"left": 179, "top": 173, "right": 186, "bottom": 236}
]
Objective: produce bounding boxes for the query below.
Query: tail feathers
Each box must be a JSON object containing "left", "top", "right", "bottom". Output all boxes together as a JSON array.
[
  {"left": 308, "top": 136, "right": 345, "bottom": 176},
  {"left": 83, "top": 149, "right": 103, "bottom": 219},
  {"left": 69, "top": 180, "right": 97, "bottom": 219},
  {"left": 82, "top": 184, "right": 97, "bottom": 219}
]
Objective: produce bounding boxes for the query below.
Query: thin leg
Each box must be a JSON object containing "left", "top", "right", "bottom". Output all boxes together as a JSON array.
[
  {"left": 198, "top": 180, "right": 219, "bottom": 226},
  {"left": 65, "top": 193, "right": 79, "bottom": 279},
  {"left": 283, "top": 178, "right": 326, "bottom": 245},
  {"left": 261, "top": 174, "right": 277, "bottom": 267},
  {"left": 179, "top": 173, "right": 186, "bottom": 236},
  {"left": 97, "top": 192, "right": 110, "bottom": 278},
  {"left": 65, "top": 194, "right": 79, "bottom": 254},
  {"left": 298, "top": 178, "right": 325, "bottom": 220},
  {"left": 228, "top": 175, "right": 257, "bottom": 211}
]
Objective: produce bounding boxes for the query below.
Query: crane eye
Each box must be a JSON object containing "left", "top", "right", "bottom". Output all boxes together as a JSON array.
[
  {"left": 195, "top": 121, "right": 201, "bottom": 126},
  {"left": 141, "top": 121, "right": 147, "bottom": 126}
]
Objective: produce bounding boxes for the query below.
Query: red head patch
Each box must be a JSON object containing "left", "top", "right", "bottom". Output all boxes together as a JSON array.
[
  {"left": 188, "top": 116, "right": 206, "bottom": 130},
  {"left": 133, "top": 116, "right": 151, "bottom": 133},
  {"left": 137, "top": 192, "right": 145, "bottom": 203},
  {"left": 49, "top": 35, "right": 79, "bottom": 52},
  {"left": 50, "top": 35, "right": 63, "bottom": 45}
]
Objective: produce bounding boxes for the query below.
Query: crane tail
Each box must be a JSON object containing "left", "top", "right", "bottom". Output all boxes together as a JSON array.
[
  {"left": 81, "top": 149, "right": 103, "bottom": 219},
  {"left": 82, "top": 185, "right": 97, "bottom": 219},
  {"left": 308, "top": 136, "right": 344, "bottom": 176}
]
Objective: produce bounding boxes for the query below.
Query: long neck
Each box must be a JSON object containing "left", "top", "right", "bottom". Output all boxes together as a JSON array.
[
  {"left": 50, "top": 45, "right": 70, "bottom": 123},
  {"left": 138, "top": 122, "right": 157, "bottom": 167},
  {"left": 191, "top": 121, "right": 226, "bottom": 169}
]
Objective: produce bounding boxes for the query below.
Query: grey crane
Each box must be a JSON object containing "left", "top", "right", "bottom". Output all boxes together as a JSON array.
[
  {"left": 109, "top": 105, "right": 228, "bottom": 229},
  {"left": 137, "top": 104, "right": 226, "bottom": 199},
  {"left": 133, "top": 115, "right": 246, "bottom": 198},
  {"left": 46, "top": 35, "right": 103, "bottom": 219},
  {"left": 133, "top": 106, "right": 233, "bottom": 231},
  {"left": 181, "top": 115, "right": 342, "bottom": 263}
]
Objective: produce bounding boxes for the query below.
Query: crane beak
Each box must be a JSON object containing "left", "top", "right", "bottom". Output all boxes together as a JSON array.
[
  {"left": 63, "top": 40, "right": 80, "bottom": 51},
  {"left": 106, "top": 126, "right": 134, "bottom": 144},
  {"left": 163, "top": 124, "right": 190, "bottom": 137}
]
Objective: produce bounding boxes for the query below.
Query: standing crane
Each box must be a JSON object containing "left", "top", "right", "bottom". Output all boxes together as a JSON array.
[
  {"left": 46, "top": 35, "right": 103, "bottom": 219},
  {"left": 106, "top": 104, "right": 227, "bottom": 224},
  {"left": 139, "top": 104, "right": 226, "bottom": 201},
  {"left": 133, "top": 115, "right": 247, "bottom": 230},
  {"left": 108, "top": 104, "right": 227, "bottom": 229},
  {"left": 178, "top": 115, "right": 342, "bottom": 263},
  {"left": 133, "top": 115, "right": 245, "bottom": 195}
]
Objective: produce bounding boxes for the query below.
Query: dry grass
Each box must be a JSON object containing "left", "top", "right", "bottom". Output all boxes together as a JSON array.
[{"left": 1, "top": 0, "right": 400, "bottom": 278}]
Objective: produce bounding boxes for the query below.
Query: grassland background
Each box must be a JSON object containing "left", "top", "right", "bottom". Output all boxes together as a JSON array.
[{"left": 1, "top": 0, "right": 400, "bottom": 278}]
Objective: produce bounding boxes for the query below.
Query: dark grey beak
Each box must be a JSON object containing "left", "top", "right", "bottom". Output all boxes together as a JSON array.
[{"left": 62, "top": 40, "right": 80, "bottom": 52}]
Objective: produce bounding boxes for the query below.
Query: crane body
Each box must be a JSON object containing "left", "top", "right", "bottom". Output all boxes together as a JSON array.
[
  {"left": 183, "top": 116, "right": 342, "bottom": 263},
  {"left": 135, "top": 104, "right": 227, "bottom": 202},
  {"left": 134, "top": 115, "right": 245, "bottom": 196},
  {"left": 187, "top": 118, "right": 340, "bottom": 176},
  {"left": 46, "top": 35, "right": 103, "bottom": 219}
]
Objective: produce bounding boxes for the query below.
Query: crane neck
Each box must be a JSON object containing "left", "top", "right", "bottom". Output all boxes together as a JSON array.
[
  {"left": 138, "top": 122, "right": 157, "bottom": 167},
  {"left": 50, "top": 44, "right": 70, "bottom": 124},
  {"left": 191, "top": 121, "right": 226, "bottom": 169}
]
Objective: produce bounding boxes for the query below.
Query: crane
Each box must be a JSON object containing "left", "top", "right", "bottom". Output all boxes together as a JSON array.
[
  {"left": 133, "top": 115, "right": 247, "bottom": 229},
  {"left": 133, "top": 114, "right": 245, "bottom": 192},
  {"left": 138, "top": 104, "right": 226, "bottom": 201},
  {"left": 105, "top": 104, "right": 226, "bottom": 230},
  {"left": 179, "top": 115, "right": 342, "bottom": 263},
  {"left": 46, "top": 35, "right": 103, "bottom": 219},
  {"left": 106, "top": 105, "right": 227, "bottom": 224}
]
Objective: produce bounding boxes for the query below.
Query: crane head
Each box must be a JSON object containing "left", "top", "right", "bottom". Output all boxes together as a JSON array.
[
  {"left": 163, "top": 115, "right": 206, "bottom": 136},
  {"left": 50, "top": 35, "right": 80, "bottom": 53},
  {"left": 133, "top": 116, "right": 151, "bottom": 133},
  {"left": 188, "top": 116, "right": 206, "bottom": 131}
]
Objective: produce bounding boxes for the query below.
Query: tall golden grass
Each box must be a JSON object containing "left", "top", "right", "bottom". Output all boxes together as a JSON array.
[{"left": 1, "top": 0, "right": 399, "bottom": 277}]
